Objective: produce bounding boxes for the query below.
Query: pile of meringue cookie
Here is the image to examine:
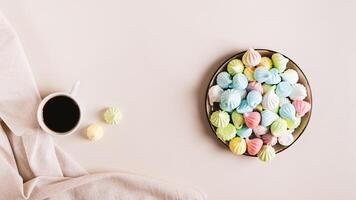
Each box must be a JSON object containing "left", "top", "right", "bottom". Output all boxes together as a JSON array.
[{"left": 208, "top": 48, "right": 311, "bottom": 162}]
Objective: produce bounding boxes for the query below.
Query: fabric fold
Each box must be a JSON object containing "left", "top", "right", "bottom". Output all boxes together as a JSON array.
[{"left": 0, "top": 12, "right": 206, "bottom": 200}]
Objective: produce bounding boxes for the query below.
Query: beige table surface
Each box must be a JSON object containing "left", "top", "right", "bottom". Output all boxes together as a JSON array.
[{"left": 0, "top": 0, "right": 355, "bottom": 199}]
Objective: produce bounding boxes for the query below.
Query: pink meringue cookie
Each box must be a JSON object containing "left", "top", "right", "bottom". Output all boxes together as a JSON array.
[
  {"left": 243, "top": 112, "right": 261, "bottom": 129},
  {"left": 261, "top": 133, "right": 277, "bottom": 146},
  {"left": 292, "top": 99, "right": 311, "bottom": 117},
  {"left": 246, "top": 138, "right": 263, "bottom": 156},
  {"left": 247, "top": 81, "right": 263, "bottom": 93}
]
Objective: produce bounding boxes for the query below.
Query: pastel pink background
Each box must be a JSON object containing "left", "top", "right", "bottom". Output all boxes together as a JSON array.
[{"left": 0, "top": 0, "right": 354, "bottom": 199}]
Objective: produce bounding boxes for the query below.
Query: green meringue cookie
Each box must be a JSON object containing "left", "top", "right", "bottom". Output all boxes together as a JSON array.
[
  {"left": 258, "top": 145, "right": 276, "bottom": 162},
  {"left": 231, "top": 111, "right": 244, "bottom": 129},
  {"left": 285, "top": 117, "right": 301, "bottom": 129},
  {"left": 270, "top": 118, "right": 288, "bottom": 137},
  {"left": 272, "top": 53, "right": 289, "bottom": 73},
  {"left": 227, "top": 59, "right": 244, "bottom": 75},
  {"left": 104, "top": 107, "right": 122, "bottom": 124},
  {"left": 216, "top": 123, "right": 236, "bottom": 142},
  {"left": 210, "top": 110, "right": 230, "bottom": 128}
]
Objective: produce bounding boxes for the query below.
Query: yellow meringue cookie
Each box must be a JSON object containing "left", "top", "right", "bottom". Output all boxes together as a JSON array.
[
  {"left": 258, "top": 57, "right": 273, "bottom": 69},
  {"left": 262, "top": 84, "right": 274, "bottom": 94},
  {"left": 229, "top": 137, "right": 246, "bottom": 155},
  {"left": 243, "top": 67, "right": 255, "bottom": 81},
  {"left": 86, "top": 124, "right": 104, "bottom": 141},
  {"left": 255, "top": 104, "right": 263, "bottom": 112}
]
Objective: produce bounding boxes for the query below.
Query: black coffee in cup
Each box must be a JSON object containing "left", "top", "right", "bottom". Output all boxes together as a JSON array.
[{"left": 42, "top": 95, "right": 80, "bottom": 133}]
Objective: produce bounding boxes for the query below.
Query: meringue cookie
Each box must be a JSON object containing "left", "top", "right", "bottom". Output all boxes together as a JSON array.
[
  {"left": 86, "top": 124, "right": 104, "bottom": 141},
  {"left": 285, "top": 117, "right": 301, "bottom": 129},
  {"left": 292, "top": 99, "right": 311, "bottom": 117},
  {"left": 258, "top": 57, "right": 273, "bottom": 69},
  {"left": 247, "top": 81, "right": 263, "bottom": 93},
  {"left": 246, "top": 138, "right": 263, "bottom": 156},
  {"left": 262, "top": 89, "right": 280, "bottom": 112},
  {"left": 216, "top": 72, "right": 232, "bottom": 89},
  {"left": 208, "top": 85, "right": 224, "bottom": 105},
  {"left": 279, "top": 96, "right": 291, "bottom": 106},
  {"left": 261, "top": 134, "right": 278, "bottom": 146},
  {"left": 278, "top": 130, "right": 294, "bottom": 146},
  {"left": 262, "top": 84, "right": 274, "bottom": 94},
  {"left": 246, "top": 90, "right": 262, "bottom": 108},
  {"left": 254, "top": 66, "right": 271, "bottom": 83},
  {"left": 253, "top": 125, "right": 268, "bottom": 137},
  {"left": 289, "top": 83, "right": 307, "bottom": 100},
  {"left": 279, "top": 103, "right": 296, "bottom": 120},
  {"left": 220, "top": 89, "right": 241, "bottom": 112},
  {"left": 261, "top": 109, "right": 279, "bottom": 127},
  {"left": 265, "top": 68, "right": 281, "bottom": 85},
  {"left": 236, "top": 99, "right": 253, "bottom": 114},
  {"left": 242, "top": 48, "right": 261, "bottom": 67},
  {"left": 258, "top": 145, "right": 276, "bottom": 162},
  {"left": 276, "top": 81, "right": 292, "bottom": 98},
  {"left": 216, "top": 123, "right": 236, "bottom": 142},
  {"left": 104, "top": 107, "right": 122, "bottom": 125},
  {"left": 243, "top": 112, "right": 261, "bottom": 129},
  {"left": 227, "top": 59, "right": 244, "bottom": 75},
  {"left": 232, "top": 73, "right": 248, "bottom": 90},
  {"left": 236, "top": 125, "right": 253, "bottom": 138},
  {"left": 271, "top": 118, "right": 288, "bottom": 137},
  {"left": 231, "top": 111, "right": 244, "bottom": 129},
  {"left": 281, "top": 69, "right": 299, "bottom": 84},
  {"left": 235, "top": 89, "right": 247, "bottom": 99},
  {"left": 229, "top": 137, "right": 246, "bottom": 155},
  {"left": 243, "top": 67, "right": 255, "bottom": 81},
  {"left": 272, "top": 53, "right": 289, "bottom": 73},
  {"left": 210, "top": 110, "right": 230, "bottom": 128},
  {"left": 255, "top": 104, "right": 263, "bottom": 112}
]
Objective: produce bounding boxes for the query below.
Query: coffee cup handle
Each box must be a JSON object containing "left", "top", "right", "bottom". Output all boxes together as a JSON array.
[{"left": 69, "top": 81, "right": 80, "bottom": 96}]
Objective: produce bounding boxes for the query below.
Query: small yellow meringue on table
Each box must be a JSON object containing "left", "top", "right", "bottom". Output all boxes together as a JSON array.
[{"left": 86, "top": 124, "right": 104, "bottom": 141}]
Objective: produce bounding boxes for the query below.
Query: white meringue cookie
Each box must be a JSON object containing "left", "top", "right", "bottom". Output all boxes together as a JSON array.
[
  {"left": 242, "top": 48, "right": 261, "bottom": 67},
  {"left": 289, "top": 83, "right": 307, "bottom": 100},
  {"left": 262, "top": 89, "right": 280, "bottom": 112},
  {"left": 208, "top": 85, "right": 224, "bottom": 105},
  {"left": 253, "top": 125, "right": 268, "bottom": 137},
  {"left": 281, "top": 69, "right": 299, "bottom": 84},
  {"left": 279, "top": 96, "right": 291, "bottom": 106},
  {"left": 278, "top": 130, "right": 294, "bottom": 146}
]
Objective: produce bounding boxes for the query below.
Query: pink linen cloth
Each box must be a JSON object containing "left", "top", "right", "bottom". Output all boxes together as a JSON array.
[{"left": 0, "top": 13, "right": 206, "bottom": 200}]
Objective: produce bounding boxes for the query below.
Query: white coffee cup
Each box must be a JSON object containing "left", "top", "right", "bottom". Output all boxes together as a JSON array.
[{"left": 37, "top": 81, "right": 82, "bottom": 136}]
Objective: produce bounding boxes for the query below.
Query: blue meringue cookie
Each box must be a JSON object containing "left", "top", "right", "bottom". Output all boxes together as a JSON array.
[
  {"left": 216, "top": 72, "right": 232, "bottom": 89},
  {"left": 276, "top": 81, "right": 292, "bottom": 97},
  {"left": 232, "top": 73, "right": 248, "bottom": 90},
  {"left": 220, "top": 89, "right": 241, "bottom": 112},
  {"left": 254, "top": 67, "right": 271, "bottom": 83},
  {"left": 246, "top": 90, "right": 262, "bottom": 108},
  {"left": 236, "top": 126, "right": 253, "bottom": 138},
  {"left": 235, "top": 89, "right": 247, "bottom": 99},
  {"left": 236, "top": 99, "right": 253, "bottom": 114},
  {"left": 261, "top": 109, "right": 279, "bottom": 127},
  {"left": 279, "top": 103, "right": 296, "bottom": 120},
  {"left": 265, "top": 68, "right": 281, "bottom": 85}
]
